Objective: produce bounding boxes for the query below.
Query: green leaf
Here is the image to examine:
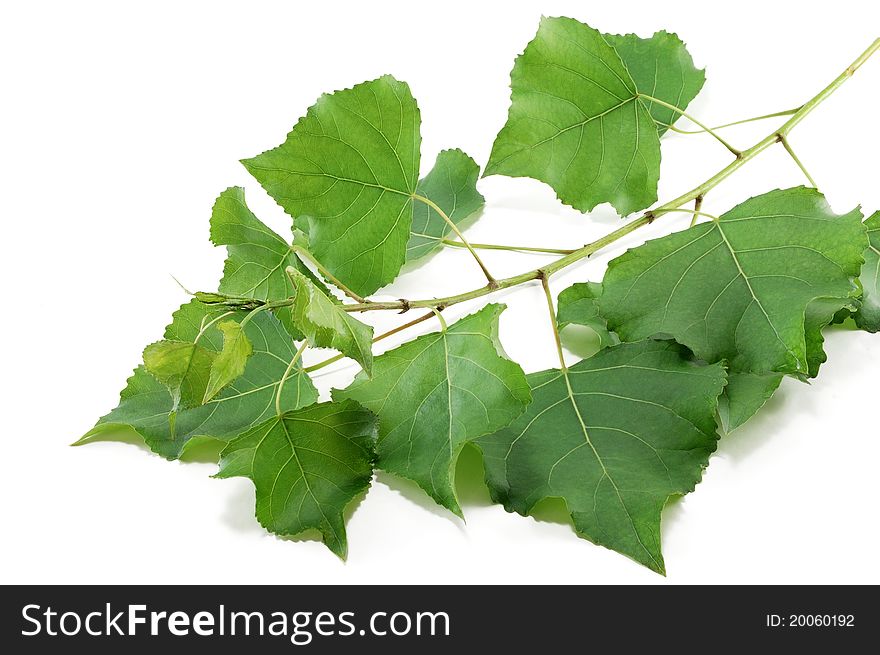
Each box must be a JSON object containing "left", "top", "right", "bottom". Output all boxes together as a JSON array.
[
  {"left": 804, "top": 296, "right": 856, "bottom": 377},
  {"left": 603, "top": 30, "right": 705, "bottom": 136},
  {"left": 216, "top": 399, "right": 377, "bottom": 559},
  {"left": 204, "top": 320, "right": 253, "bottom": 402},
  {"left": 286, "top": 267, "right": 373, "bottom": 374},
  {"left": 78, "top": 300, "right": 317, "bottom": 459},
  {"left": 142, "top": 340, "right": 216, "bottom": 410},
  {"left": 599, "top": 187, "right": 866, "bottom": 376},
  {"left": 209, "top": 186, "right": 311, "bottom": 338},
  {"left": 476, "top": 340, "right": 726, "bottom": 574},
  {"left": 242, "top": 75, "right": 421, "bottom": 296},
  {"left": 557, "top": 282, "right": 618, "bottom": 349},
  {"left": 718, "top": 372, "right": 783, "bottom": 433},
  {"left": 335, "top": 304, "right": 531, "bottom": 516},
  {"left": 407, "top": 149, "right": 485, "bottom": 262},
  {"left": 485, "top": 16, "right": 660, "bottom": 215},
  {"left": 854, "top": 211, "right": 880, "bottom": 332}
]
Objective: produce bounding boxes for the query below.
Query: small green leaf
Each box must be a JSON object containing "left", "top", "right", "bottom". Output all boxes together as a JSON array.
[
  {"left": 718, "top": 372, "right": 783, "bottom": 433},
  {"left": 603, "top": 30, "right": 705, "bottom": 136},
  {"left": 286, "top": 267, "right": 373, "bottom": 374},
  {"left": 78, "top": 300, "right": 317, "bottom": 459},
  {"left": 243, "top": 75, "right": 421, "bottom": 297},
  {"left": 557, "top": 282, "right": 618, "bottom": 349},
  {"left": 407, "top": 149, "right": 485, "bottom": 262},
  {"left": 216, "top": 399, "right": 377, "bottom": 559},
  {"left": 204, "top": 320, "right": 253, "bottom": 403},
  {"left": 142, "top": 339, "right": 216, "bottom": 411},
  {"left": 209, "top": 186, "right": 310, "bottom": 338},
  {"left": 854, "top": 211, "right": 880, "bottom": 332},
  {"left": 485, "top": 16, "right": 660, "bottom": 215},
  {"left": 335, "top": 304, "right": 531, "bottom": 516},
  {"left": 477, "top": 340, "right": 726, "bottom": 574},
  {"left": 599, "top": 187, "right": 866, "bottom": 376}
]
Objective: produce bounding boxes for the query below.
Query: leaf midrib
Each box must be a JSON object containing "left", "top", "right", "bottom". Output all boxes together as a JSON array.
[{"left": 558, "top": 366, "right": 660, "bottom": 570}]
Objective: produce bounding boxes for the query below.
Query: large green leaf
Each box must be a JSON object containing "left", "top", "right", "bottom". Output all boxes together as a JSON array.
[
  {"left": 485, "top": 16, "right": 660, "bottom": 215},
  {"left": 557, "top": 282, "right": 618, "bottom": 349},
  {"left": 77, "top": 300, "right": 317, "bottom": 459},
  {"left": 335, "top": 304, "right": 531, "bottom": 516},
  {"left": 286, "top": 267, "right": 373, "bottom": 374},
  {"left": 216, "top": 399, "right": 377, "bottom": 559},
  {"left": 854, "top": 211, "right": 880, "bottom": 332},
  {"left": 599, "top": 187, "right": 866, "bottom": 376},
  {"left": 209, "top": 186, "right": 312, "bottom": 337},
  {"left": 243, "top": 76, "right": 421, "bottom": 296},
  {"left": 477, "top": 340, "right": 726, "bottom": 574},
  {"left": 604, "top": 30, "right": 705, "bottom": 136},
  {"left": 406, "top": 149, "right": 485, "bottom": 262}
]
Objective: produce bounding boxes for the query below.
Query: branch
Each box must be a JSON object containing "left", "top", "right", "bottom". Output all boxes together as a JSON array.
[
  {"left": 338, "top": 41, "right": 879, "bottom": 311},
  {"left": 199, "top": 38, "right": 880, "bottom": 326}
]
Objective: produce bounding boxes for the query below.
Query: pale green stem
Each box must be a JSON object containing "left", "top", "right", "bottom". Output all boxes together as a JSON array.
[
  {"left": 303, "top": 310, "right": 438, "bottom": 373},
  {"left": 442, "top": 238, "right": 574, "bottom": 255},
  {"left": 540, "top": 274, "right": 567, "bottom": 372},
  {"left": 276, "top": 341, "right": 308, "bottom": 416},
  {"left": 658, "top": 107, "right": 802, "bottom": 134},
  {"left": 412, "top": 193, "right": 497, "bottom": 286},
  {"left": 638, "top": 93, "right": 742, "bottom": 157},
  {"left": 777, "top": 134, "right": 818, "bottom": 187},
  {"left": 292, "top": 245, "right": 367, "bottom": 303}
]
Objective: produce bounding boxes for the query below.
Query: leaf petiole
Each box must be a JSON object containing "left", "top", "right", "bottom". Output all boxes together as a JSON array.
[
  {"left": 657, "top": 106, "right": 802, "bottom": 134},
  {"left": 638, "top": 93, "right": 742, "bottom": 157},
  {"left": 412, "top": 193, "right": 498, "bottom": 287},
  {"left": 776, "top": 133, "right": 818, "bottom": 187},
  {"left": 441, "top": 239, "right": 575, "bottom": 255},
  {"left": 540, "top": 274, "right": 567, "bottom": 372},
  {"left": 292, "top": 245, "right": 368, "bottom": 303},
  {"left": 275, "top": 341, "right": 308, "bottom": 416},
  {"left": 303, "top": 310, "right": 439, "bottom": 374}
]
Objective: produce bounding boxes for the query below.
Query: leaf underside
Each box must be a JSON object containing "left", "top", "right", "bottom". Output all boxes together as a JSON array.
[
  {"left": 216, "top": 399, "right": 377, "bottom": 559},
  {"left": 557, "top": 282, "right": 618, "bottom": 349},
  {"left": 477, "top": 339, "right": 726, "bottom": 574},
  {"left": 599, "top": 187, "right": 866, "bottom": 377},
  {"left": 718, "top": 372, "right": 783, "bottom": 433},
  {"left": 335, "top": 304, "right": 531, "bottom": 516},
  {"left": 854, "top": 211, "right": 880, "bottom": 331}
]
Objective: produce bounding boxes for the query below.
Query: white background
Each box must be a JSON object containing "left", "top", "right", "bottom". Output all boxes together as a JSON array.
[{"left": 2, "top": 0, "right": 879, "bottom": 585}]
